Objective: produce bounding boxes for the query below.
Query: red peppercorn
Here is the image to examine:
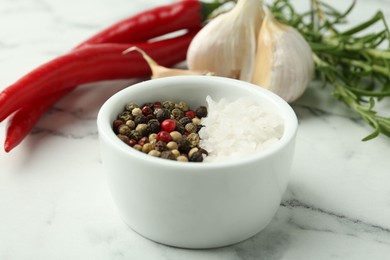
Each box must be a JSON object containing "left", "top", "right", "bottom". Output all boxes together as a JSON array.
[
  {"left": 113, "top": 119, "right": 123, "bottom": 128},
  {"left": 129, "top": 139, "right": 138, "bottom": 147},
  {"left": 138, "top": 136, "right": 148, "bottom": 146},
  {"left": 161, "top": 119, "right": 176, "bottom": 132},
  {"left": 141, "top": 105, "right": 152, "bottom": 116},
  {"left": 185, "top": 110, "right": 196, "bottom": 119},
  {"left": 157, "top": 131, "right": 172, "bottom": 143},
  {"left": 153, "top": 102, "right": 162, "bottom": 109}
]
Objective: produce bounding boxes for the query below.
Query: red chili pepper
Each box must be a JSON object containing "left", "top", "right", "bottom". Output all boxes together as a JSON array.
[
  {"left": 0, "top": 30, "right": 198, "bottom": 124},
  {"left": 4, "top": 89, "right": 69, "bottom": 153},
  {"left": 2, "top": 30, "right": 198, "bottom": 152},
  {"left": 74, "top": 0, "right": 222, "bottom": 49}
]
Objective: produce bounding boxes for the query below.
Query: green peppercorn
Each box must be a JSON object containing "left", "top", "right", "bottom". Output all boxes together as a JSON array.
[
  {"left": 118, "top": 111, "right": 133, "bottom": 121},
  {"left": 125, "top": 120, "right": 136, "bottom": 129},
  {"left": 155, "top": 108, "right": 171, "bottom": 122},
  {"left": 135, "top": 123, "right": 149, "bottom": 136},
  {"left": 187, "top": 133, "right": 200, "bottom": 147},
  {"left": 185, "top": 123, "right": 197, "bottom": 133},
  {"left": 189, "top": 151, "right": 204, "bottom": 162},
  {"left": 171, "top": 108, "right": 184, "bottom": 120},
  {"left": 195, "top": 106, "right": 208, "bottom": 118},
  {"left": 130, "top": 130, "right": 142, "bottom": 140},
  {"left": 155, "top": 140, "right": 168, "bottom": 152},
  {"left": 163, "top": 101, "right": 175, "bottom": 110},
  {"left": 160, "top": 150, "right": 176, "bottom": 160},
  {"left": 147, "top": 119, "right": 161, "bottom": 133},
  {"left": 118, "top": 124, "right": 131, "bottom": 136},
  {"left": 125, "top": 103, "right": 139, "bottom": 111},
  {"left": 175, "top": 101, "right": 189, "bottom": 112}
]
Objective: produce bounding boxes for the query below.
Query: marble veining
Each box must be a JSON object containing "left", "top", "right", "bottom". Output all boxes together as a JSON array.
[{"left": 1, "top": 0, "right": 390, "bottom": 259}]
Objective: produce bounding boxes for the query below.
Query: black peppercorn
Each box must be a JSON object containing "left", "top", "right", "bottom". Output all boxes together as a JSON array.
[
  {"left": 197, "top": 124, "right": 204, "bottom": 132},
  {"left": 161, "top": 150, "right": 176, "bottom": 160},
  {"left": 177, "top": 138, "right": 191, "bottom": 153},
  {"left": 198, "top": 148, "right": 209, "bottom": 156},
  {"left": 175, "top": 123, "right": 186, "bottom": 135},
  {"left": 195, "top": 106, "right": 208, "bottom": 118},
  {"left": 155, "top": 140, "right": 168, "bottom": 152},
  {"left": 189, "top": 151, "right": 203, "bottom": 162},
  {"left": 134, "top": 114, "right": 148, "bottom": 125},
  {"left": 155, "top": 108, "right": 171, "bottom": 122},
  {"left": 179, "top": 116, "right": 192, "bottom": 126},
  {"left": 146, "top": 114, "right": 155, "bottom": 121},
  {"left": 147, "top": 119, "right": 161, "bottom": 133}
]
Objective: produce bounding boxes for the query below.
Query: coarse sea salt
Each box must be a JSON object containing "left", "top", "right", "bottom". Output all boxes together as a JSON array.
[{"left": 199, "top": 96, "right": 284, "bottom": 162}]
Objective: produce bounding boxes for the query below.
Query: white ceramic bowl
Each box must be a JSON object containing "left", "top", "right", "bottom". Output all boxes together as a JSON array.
[{"left": 97, "top": 76, "right": 297, "bottom": 249}]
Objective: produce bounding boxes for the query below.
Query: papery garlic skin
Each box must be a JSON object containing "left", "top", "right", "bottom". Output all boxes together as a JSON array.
[
  {"left": 251, "top": 8, "right": 314, "bottom": 103},
  {"left": 124, "top": 46, "right": 213, "bottom": 79},
  {"left": 186, "top": 0, "right": 264, "bottom": 81}
]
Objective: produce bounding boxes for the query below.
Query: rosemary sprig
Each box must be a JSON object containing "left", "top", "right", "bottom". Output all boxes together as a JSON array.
[{"left": 270, "top": 0, "right": 390, "bottom": 140}]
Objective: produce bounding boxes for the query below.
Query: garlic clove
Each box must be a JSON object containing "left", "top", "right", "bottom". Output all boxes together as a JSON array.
[
  {"left": 186, "top": 0, "right": 264, "bottom": 81},
  {"left": 251, "top": 7, "right": 314, "bottom": 103},
  {"left": 123, "top": 47, "right": 213, "bottom": 79}
]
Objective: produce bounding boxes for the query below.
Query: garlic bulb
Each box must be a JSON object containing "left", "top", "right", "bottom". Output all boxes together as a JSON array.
[
  {"left": 124, "top": 47, "right": 213, "bottom": 78},
  {"left": 251, "top": 7, "right": 314, "bottom": 103},
  {"left": 186, "top": 0, "right": 264, "bottom": 81}
]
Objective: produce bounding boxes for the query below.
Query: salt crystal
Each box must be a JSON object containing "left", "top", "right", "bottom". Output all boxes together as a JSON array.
[{"left": 199, "top": 96, "right": 284, "bottom": 162}]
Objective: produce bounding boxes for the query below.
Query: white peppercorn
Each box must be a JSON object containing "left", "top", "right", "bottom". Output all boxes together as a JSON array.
[
  {"left": 176, "top": 155, "right": 189, "bottom": 162},
  {"left": 148, "top": 150, "right": 161, "bottom": 157},
  {"left": 167, "top": 141, "right": 179, "bottom": 150},
  {"left": 132, "top": 107, "right": 142, "bottom": 116},
  {"left": 170, "top": 131, "right": 182, "bottom": 142}
]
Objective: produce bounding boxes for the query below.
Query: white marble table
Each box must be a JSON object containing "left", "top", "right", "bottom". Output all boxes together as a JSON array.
[{"left": 1, "top": 0, "right": 390, "bottom": 259}]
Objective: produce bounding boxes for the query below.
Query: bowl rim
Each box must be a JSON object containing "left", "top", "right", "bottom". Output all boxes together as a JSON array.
[{"left": 97, "top": 75, "right": 298, "bottom": 170}]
